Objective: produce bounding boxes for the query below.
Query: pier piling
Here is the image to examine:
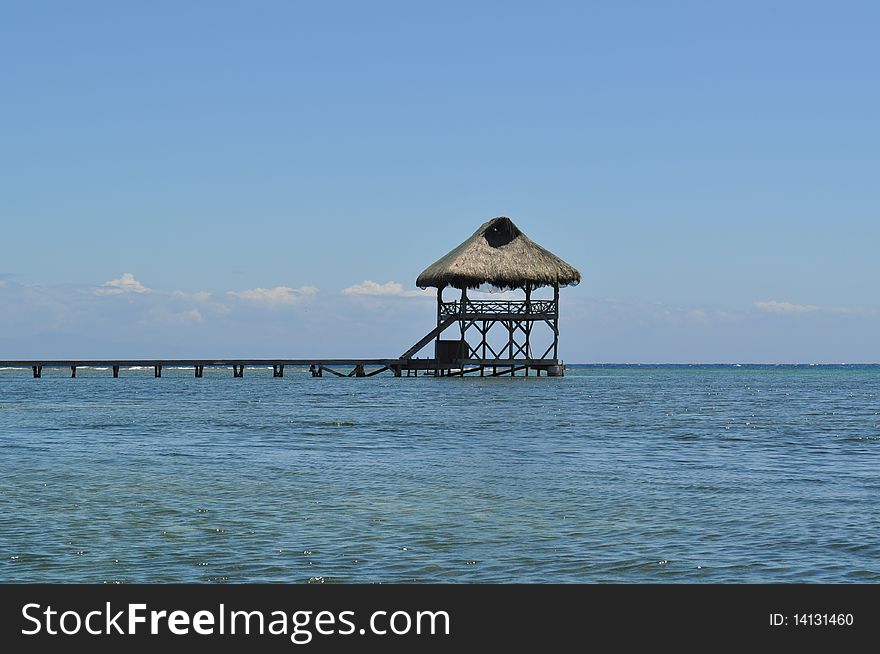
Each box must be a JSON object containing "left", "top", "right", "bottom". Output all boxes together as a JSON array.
[{"left": 112, "top": 365, "right": 120, "bottom": 378}]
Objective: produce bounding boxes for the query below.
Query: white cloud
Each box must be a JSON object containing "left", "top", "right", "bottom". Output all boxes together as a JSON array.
[
  {"left": 755, "top": 300, "right": 837, "bottom": 315},
  {"left": 753, "top": 300, "right": 872, "bottom": 316},
  {"left": 342, "top": 280, "right": 433, "bottom": 297},
  {"left": 180, "top": 308, "right": 203, "bottom": 323},
  {"left": 471, "top": 288, "right": 522, "bottom": 299},
  {"left": 97, "top": 273, "right": 150, "bottom": 295},
  {"left": 754, "top": 300, "right": 821, "bottom": 314},
  {"left": 226, "top": 285, "right": 318, "bottom": 306},
  {"left": 173, "top": 290, "right": 213, "bottom": 303},
  {"left": 146, "top": 306, "right": 204, "bottom": 325}
]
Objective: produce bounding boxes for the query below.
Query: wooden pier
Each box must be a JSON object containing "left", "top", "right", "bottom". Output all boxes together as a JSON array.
[
  {"left": 0, "top": 217, "right": 577, "bottom": 382},
  {"left": 0, "top": 358, "right": 564, "bottom": 378}
]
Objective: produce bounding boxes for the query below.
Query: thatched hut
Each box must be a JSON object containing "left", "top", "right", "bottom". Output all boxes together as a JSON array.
[
  {"left": 405, "top": 217, "right": 580, "bottom": 376},
  {"left": 416, "top": 216, "right": 581, "bottom": 291}
]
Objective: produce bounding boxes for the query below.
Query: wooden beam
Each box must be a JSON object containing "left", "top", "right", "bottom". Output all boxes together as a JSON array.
[
  {"left": 488, "top": 365, "right": 529, "bottom": 377},
  {"left": 400, "top": 316, "right": 458, "bottom": 359},
  {"left": 321, "top": 366, "right": 346, "bottom": 377}
]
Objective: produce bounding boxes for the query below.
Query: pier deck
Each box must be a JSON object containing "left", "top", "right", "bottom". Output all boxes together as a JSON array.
[{"left": 0, "top": 358, "right": 563, "bottom": 378}]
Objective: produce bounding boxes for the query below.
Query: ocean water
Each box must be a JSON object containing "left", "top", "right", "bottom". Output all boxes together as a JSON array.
[{"left": 0, "top": 365, "right": 878, "bottom": 584}]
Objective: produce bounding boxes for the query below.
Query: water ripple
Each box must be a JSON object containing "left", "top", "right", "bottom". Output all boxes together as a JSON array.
[{"left": 0, "top": 366, "right": 878, "bottom": 582}]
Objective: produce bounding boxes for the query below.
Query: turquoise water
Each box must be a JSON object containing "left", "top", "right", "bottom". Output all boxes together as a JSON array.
[{"left": 1, "top": 365, "right": 878, "bottom": 583}]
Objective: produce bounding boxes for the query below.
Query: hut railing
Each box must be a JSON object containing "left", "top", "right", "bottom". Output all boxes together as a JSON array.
[{"left": 438, "top": 299, "right": 557, "bottom": 317}]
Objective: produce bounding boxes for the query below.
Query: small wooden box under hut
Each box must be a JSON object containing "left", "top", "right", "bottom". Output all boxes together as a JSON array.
[{"left": 401, "top": 216, "right": 581, "bottom": 377}]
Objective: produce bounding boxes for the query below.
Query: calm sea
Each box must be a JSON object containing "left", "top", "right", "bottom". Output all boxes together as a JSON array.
[{"left": 1, "top": 365, "right": 878, "bottom": 583}]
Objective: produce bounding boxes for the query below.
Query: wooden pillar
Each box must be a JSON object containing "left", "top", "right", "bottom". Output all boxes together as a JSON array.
[
  {"left": 70, "top": 366, "right": 76, "bottom": 378},
  {"left": 233, "top": 364, "right": 244, "bottom": 378},
  {"left": 553, "top": 282, "right": 560, "bottom": 360},
  {"left": 32, "top": 365, "right": 42, "bottom": 378},
  {"left": 525, "top": 283, "right": 533, "bottom": 359},
  {"left": 507, "top": 319, "right": 514, "bottom": 360},
  {"left": 273, "top": 364, "right": 284, "bottom": 378},
  {"left": 355, "top": 364, "right": 365, "bottom": 377},
  {"left": 154, "top": 365, "right": 162, "bottom": 378},
  {"left": 393, "top": 366, "right": 402, "bottom": 377},
  {"left": 436, "top": 286, "right": 444, "bottom": 324},
  {"left": 112, "top": 365, "right": 120, "bottom": 378},
  {"left": 459, "top": 286, "right": 468, "bottom": 348},
  {"left": 195, "top": 364, "right": 204, "bottom": 378}
]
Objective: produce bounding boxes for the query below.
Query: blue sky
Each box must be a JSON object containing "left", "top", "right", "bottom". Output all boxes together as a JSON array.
[{"left": 1, "top": 1, "right": 878, "bottom": 362}]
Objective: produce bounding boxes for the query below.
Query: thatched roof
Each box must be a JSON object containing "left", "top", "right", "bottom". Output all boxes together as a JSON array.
[{"left": 416, "top": 217, "right": 581, "bottom": 290}]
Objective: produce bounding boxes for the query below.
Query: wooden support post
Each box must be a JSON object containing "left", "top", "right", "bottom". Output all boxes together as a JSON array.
[
  {"left": 32, "top": 365, "right": 42, "bottom": 378},
  {"left": 195, "top": 364, "right": 204, "bottom": 378},
  {"left": 459, "top": 286, "right": 468, "bottom": 346},
  {"left": 355, "top": 364, "right": 365, "bottom": 377},
  {"left": 435, "top": 286, "right": 444, "bottom": 357},
  {"left": 553, "top": 282, "right": 560, "bottom": 360},
  {"left": 437, "top": 286, "right": 444, "bottom": 321},
  {"left": 233, "top": 364, "right": 244, "bottom": 378},
  {"left": 524, "top": 282, "right": 533, "bottom": 359},
  {"left": 70, "top": 366, "right": 76, "bottom": 378},
  {"left": 507, "top": 320, "right": 514, "bottom": 360},
  {"left": 393, "top": 366, "right": 402, "bottom": 377},
  {"left": 154, "top": 365, "right": 162, "bottom": 378},
  {"left": 273, "top": 364, "right": 284, "bottom": 378},
  {"left": 322, "top": 366, "right": 347, "bottom": 377},
  {"left": 112, "top": 365, "right": 120, "bottom": 378},
  {"left": 524, "top": 283, "right": 531, "bottom": 359}
]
